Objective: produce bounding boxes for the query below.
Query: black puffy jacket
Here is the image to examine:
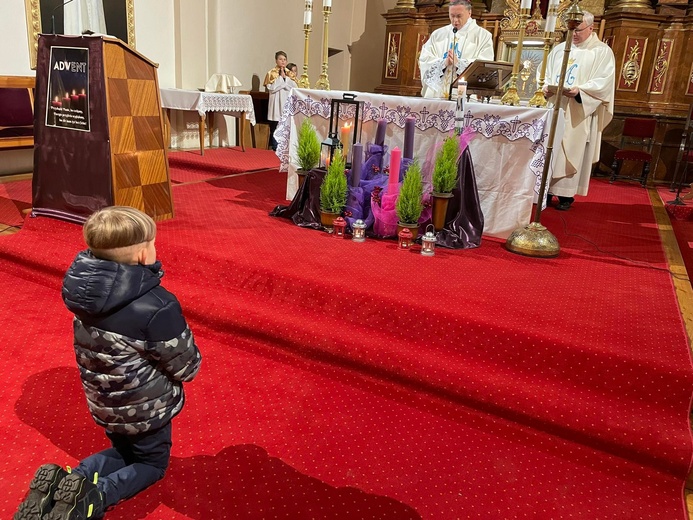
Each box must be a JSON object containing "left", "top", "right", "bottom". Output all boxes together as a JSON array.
[{"left": 62, "top": 250, "right": 201, "bottom": 435}]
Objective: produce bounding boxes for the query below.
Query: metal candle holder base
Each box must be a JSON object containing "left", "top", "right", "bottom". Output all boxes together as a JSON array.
[{"left": 505, "top": 222, "right": 560, "bottom": 258}]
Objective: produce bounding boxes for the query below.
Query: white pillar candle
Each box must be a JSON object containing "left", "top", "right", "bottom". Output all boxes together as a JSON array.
[
  {"left": 520, "top": 0, "right": 532, "bottom": 9},
  {"left": 304, "top": 10, "right": 311, "bottom": 25},
  {"left": 545, "top": 14, "right": 557, "bottom": 33},
  {"left": 323, "top": 0, "right": 331, "bottom": 7}
]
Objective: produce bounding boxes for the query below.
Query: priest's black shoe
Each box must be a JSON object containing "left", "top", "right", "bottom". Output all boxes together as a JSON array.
[{"left": 556, "top": 196, "right": 574, "bottom": 211}]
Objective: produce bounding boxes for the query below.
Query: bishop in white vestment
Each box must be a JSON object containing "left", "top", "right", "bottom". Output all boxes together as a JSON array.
[
  {"left": 543, "top": 11, "right": 615, "bottom": 209},
  {"left": 418, "top": 0, "right": 494, "bottom": 99}
]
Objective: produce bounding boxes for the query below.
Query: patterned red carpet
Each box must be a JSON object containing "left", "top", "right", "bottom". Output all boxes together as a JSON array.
[
  {"left": 168, "top": 147, "right": 280, "bottom": 184},
  {"left": 0, "top": 178, "right": 31, "bottom": 227},
  {"left": 0, "top": 172, "right": 691, "bottom": 519}
]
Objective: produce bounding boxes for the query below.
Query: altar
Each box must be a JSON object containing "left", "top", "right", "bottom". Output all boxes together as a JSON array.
[{"left": 275, "top": 88, "right": 562, "bottom": 239}]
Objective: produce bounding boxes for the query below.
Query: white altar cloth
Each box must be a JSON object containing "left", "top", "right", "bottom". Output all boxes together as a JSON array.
[
  {"left": 159, "top": 88, "right": 256, "bottom": 125},
  {"left": 275, "top": 88, "right": 563, "bottom": 239}
]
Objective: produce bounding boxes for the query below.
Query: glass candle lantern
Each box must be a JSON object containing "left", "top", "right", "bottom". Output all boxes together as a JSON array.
[
  {"left": 397, "top": 227, "right": 413, "bottom": 250},
  {"left": 326, "top": 93, "right": 364, "bottom": 167},
  {"left": 332, "top": 216, "right": 347, "bottom": 237},
  {"left": 352, "top": 219, "right": 366, "bottom": 242},
  {"left": 421, "top": 225, "right": 437, "bottom": 256},
  {"left": 320, "top": 132, "right": 343, "bottom": 169}
]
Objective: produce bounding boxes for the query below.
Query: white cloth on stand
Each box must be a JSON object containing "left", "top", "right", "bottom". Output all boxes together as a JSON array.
[
  {"left": 418, "top": 20, "right": 494, "bottom": 99},
  {"left": 64, "top": 0, "right": 107, "bottom": 35},
  {"left": 544, "top": 33, "right": 615, "bottom": 198},
  {"left": 204, "top": 74, "right": 242, "bottom": 94}
]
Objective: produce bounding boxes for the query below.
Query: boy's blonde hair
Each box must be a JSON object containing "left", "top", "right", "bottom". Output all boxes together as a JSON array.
[{"left": 83, "top": 206, "right": 156, "bottom": 263}]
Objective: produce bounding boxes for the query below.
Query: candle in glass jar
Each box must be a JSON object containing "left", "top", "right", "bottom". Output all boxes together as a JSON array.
[{"left": 340, "top": 123, "right": 351, "bottom": 162}]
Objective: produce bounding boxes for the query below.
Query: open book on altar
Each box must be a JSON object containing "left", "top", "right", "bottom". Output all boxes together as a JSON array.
[{"left": 455, "top": 60, "right": 513, "bottom": 99}]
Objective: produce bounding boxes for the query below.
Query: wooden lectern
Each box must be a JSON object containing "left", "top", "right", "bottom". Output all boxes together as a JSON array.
[{"left": 33, "top": 35, "right": 173, "bottom": 223}]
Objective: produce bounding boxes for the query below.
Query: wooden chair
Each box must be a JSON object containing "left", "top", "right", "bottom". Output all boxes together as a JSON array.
[
  {"left": 609, "top": 118, "right": 657, "bottom": 187},
  {"left": 0, "top": 76, "right": 35, "bottom": 150}
]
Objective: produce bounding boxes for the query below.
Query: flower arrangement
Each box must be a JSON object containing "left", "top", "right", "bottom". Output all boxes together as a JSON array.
[
  {"left": 320, "top": 149, "right": 348, "bottom": 214},
  {"left": 296, "top": 119, "right": 321, "bottom": 172},
  {"left": 432, "top": 135, "right": 460, "bottom": 195},
  {"left": 396, "top": 160, "right": 424, "bottom": 225}
]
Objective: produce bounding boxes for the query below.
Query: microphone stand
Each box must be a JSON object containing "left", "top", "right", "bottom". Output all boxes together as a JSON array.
[
  {"left": 448, "top": 29, "right": 458, "bottom": 100},
  {"left": 51, "top": 0, "right": 75, "bottom": 35}
]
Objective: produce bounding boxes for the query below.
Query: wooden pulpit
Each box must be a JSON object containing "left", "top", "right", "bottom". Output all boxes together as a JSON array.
[{"left": 33, "top": 35, "right": 173, "bottom": 223}]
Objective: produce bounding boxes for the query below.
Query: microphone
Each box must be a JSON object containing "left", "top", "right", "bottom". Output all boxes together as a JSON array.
[
  {"left": 51, "top": 0, "right": 75, "bottom": 35},
  {"left": 449, "top": 27, "right": 458, "bottom": 100}
]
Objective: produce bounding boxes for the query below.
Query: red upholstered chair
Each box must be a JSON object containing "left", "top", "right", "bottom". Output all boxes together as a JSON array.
[
  {"left": 0, "top": 76, "right": 35, "bottom": 150},
  {"left": 610, "top": 118, "right": 657, "bottom": 187}
]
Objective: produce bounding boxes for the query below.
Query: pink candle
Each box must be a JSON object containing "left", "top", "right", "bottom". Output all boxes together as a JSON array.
[
  {"left": 389, "top": 147, "right": 401, "bottom": 190},
  {"left": 375, "top": 118, "right": 386, "bottom": 146},
  {"left": 403, "top": 116, "right": 415, "bottom": 160}
]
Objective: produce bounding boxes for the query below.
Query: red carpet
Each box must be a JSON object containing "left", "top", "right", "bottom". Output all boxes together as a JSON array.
[
  {"left": 0, "top": 179, "right": 31, "bottom": 228},
  {"left": 168, "top": 147, "right": 280, "bottom": 184},
  {"left": 656, "top": 184, "right": 693, "bottom": 281},
  {"left": 0, "top": 173, "right": 691, "bottom": 518}
]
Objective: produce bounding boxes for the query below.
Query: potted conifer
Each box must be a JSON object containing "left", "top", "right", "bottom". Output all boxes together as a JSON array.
[
  {"left": 396, "top": 160, "right": 424, "bottom": 240},
  {"left": 431, "top": 136, "right": 460, "bottom": 231},
  {"left": 319, "top": 149, "right": 347, "bottom": 229},
  {"left": 296, "top": 119, "right": 321, "bottom": 190}
]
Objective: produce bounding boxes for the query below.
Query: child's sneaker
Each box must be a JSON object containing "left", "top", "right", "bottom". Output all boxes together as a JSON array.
[
  {"left": 43, "top": 472, "right": 104, "bottom": 520},
  {"left": 14, "top": 463, "right": 68, "bottom": 519}
]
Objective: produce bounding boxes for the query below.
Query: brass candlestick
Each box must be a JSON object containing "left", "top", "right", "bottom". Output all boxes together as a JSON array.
[
  {"left": 314, "top": 5, "right": 331, "bottom": 90},
  {"left": 501, "top": 6, "right": 531, "bottom": 106},
  {"left": 298, "top": 23, "right": 312, "bottom": 88},
  {"left": 505, "top": 0, "right": 584, "bottom": 258},
  {"left": 528, "top": 2, "right": 559, "bottom": 108}
]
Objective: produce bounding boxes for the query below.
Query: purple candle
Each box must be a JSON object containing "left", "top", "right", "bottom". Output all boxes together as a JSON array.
[
  {"left": 403, "top": 116, "right": 415, "bottom": 160},
  {"left": 375, "top": 118, "right": 387, "bottom": 146},
  {"left": 389, "top": 147, "right": 401, "bottom": 190},
  {"left": 351, "top": 142, "right": 363, "bottom": 187}
]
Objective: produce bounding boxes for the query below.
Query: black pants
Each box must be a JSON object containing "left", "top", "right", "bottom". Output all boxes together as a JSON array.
[
  {"left": 268, "top": 120, "right": 278, "bottom": 150},
  {"left": 74, "top": 422, "right": 172, "bottom": 508}
]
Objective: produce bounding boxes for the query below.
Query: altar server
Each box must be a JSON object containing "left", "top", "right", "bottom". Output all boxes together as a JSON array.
[
  {"left": 418, "top": 0, "right": 494, "bottom": 99},
  {"left": 264, "top": 50, "right": 298, "bottom": 151},
  {"left": 543, "top": 11, "right": 615, "bottom": 210}
]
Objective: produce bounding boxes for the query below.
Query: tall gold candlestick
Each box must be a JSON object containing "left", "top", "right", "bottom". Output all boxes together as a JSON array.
[
  {"left": 528, "top": 35, "right": 553, "bottom": 107},
  {"left": 314, "top": 5, "right": 331, "bottom": 90},
  {"left": 505, "top": 0, "right": 584, "bottom": 258},
  {"left": 298, "top": 24, "right": 312, "bottom": 88},
  {"left": 501, "top": 6, "right": 531, "bottom": 106},
  {"left": 529, "top": 1, "right": 559, "bottom": 108}
]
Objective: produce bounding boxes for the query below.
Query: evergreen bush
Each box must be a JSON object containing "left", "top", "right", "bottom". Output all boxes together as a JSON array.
[
  {"left": 296, "top": 119, "right": 321, "bottom": 172},
  {"left": 319, "top": 149, "right": 348, "bottom": 213},
  {"left": 396, "top": 160, "right": 424, "bottom": 225},
  {"left": 432, "top": 136, "right": 460, "bottom": 194}
]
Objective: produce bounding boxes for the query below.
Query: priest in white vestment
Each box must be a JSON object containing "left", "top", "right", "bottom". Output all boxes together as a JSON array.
[
  {"left": 543, "top": 11, "right": 615, "bottom": 210},
  {"left": 418, "top": 0, "right": 494, "bottom": 99}
]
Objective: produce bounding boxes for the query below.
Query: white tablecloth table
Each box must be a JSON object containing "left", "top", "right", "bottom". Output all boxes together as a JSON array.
[
  {"left": 160, "top": 88, "right": 256, "bottom": 155},
  {"left": 276, "top": 88, "right": 563, "bottom": 238}
]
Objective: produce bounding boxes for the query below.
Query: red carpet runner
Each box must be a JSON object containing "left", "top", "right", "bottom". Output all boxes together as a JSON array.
[{"left": 0, "top": 172, "right": 691, "bottom": 519}]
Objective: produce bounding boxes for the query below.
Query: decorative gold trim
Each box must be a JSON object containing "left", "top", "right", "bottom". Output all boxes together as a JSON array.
[
  {"left": 647, "top": 38, "right": 673, "bottom": 95},
  {"left": 686, "top": 61, "right": 693, "bottom": 96},
  {"left": 25, "top": 0, "right": 136, "bottom": 70},
  {"left": 617, "top": 36, "right": 647, "bottom": 92},
  {"left": 385, "top": 32, "right": 402, "bottom": 80}
]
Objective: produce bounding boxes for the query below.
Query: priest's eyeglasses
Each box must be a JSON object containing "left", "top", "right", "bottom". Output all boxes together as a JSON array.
[{"left": 574, "top": 24, "right": 593, "bottom": 33}]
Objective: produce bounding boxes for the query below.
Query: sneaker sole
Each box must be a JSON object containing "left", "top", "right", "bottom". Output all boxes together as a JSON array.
[
  {"left": 43, "top": 473, "right": 86, "bottom": 520},
  {"left": 14, "top": 464, "right": 66, "bottom": 520}
]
